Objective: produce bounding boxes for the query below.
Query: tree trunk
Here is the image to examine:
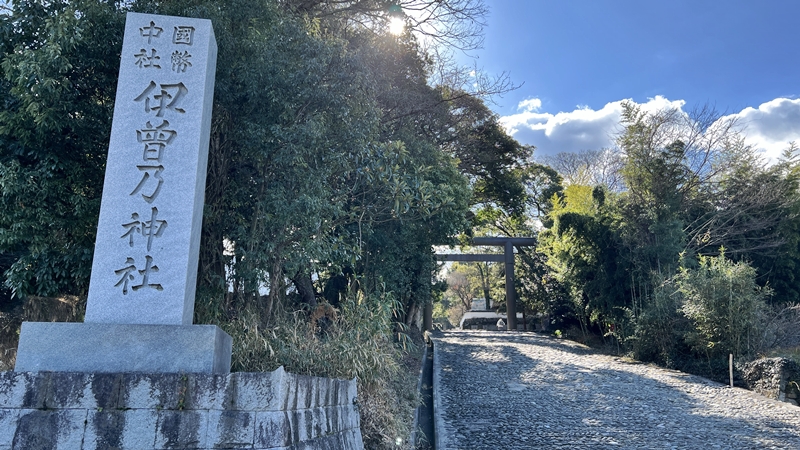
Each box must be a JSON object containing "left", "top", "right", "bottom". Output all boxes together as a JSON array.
[
  {"left": 405, "top": 301, "right": 420, "bottom": 329},
  {"left": 292, "top": 269, "right": 317, "bottom": 308},
  {"left": 477, "top": 262, "right": 491, "bottom": 310}
]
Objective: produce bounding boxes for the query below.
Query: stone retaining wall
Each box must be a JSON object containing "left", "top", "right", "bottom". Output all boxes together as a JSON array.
[
  {"left": 741, "top": 357, "right": 800, "bottom": 406},
  {"left": 0, "top": 366, "right": 363, "bottom": 449}
]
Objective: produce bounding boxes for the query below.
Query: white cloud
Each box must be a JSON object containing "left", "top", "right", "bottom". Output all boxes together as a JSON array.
[
  {"left": 517, "top": 98, "right": 542, "bottom": 112},
  {"left": 501, "top": 96, "right": 800, "bottom": 161},
  {"left": 719, "top": 98, "right": 800, "bottom": 162},
  {"left": 501, "top": 96, "right": 687, "bottom": 156}
]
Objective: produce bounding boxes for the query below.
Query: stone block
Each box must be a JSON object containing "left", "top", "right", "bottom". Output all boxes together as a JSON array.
[
  {"left": 314, "top": 377, "right": 332, "bottom": 408},
  {"left": 337, "top": 380, "right": 350, "bottom": 407},
  {"left": 309, "top": 377, "right": 320, "bottom": 409},
  {"left": 282, "top": 371, "right": 297, "bottom": 411},
  {"left": 323, "top": 405, "right": 335, "bottom": 435},
  {"left": 0, "top": 409, "right": 19, "bottom": 449},
  {"left": 206, "top": 410, "right": 255, "bottom": 448},
  {"left": 341, "top": 405, "right": 353, "bottom": 431},
  {"left": 46, "top": 372, "right": 122, "bottom": 410},
  {"left": 184, "top": 373, "right": 231, "bottom": 410},
  {"left": 350, "top": 427, "right": 365, "bottom": 450},
  {"left": 15, "top": 322, "right": 231, "bottom": 374},
  {"left": 295, "top": 375, "right": 313, "bottom": 410},
  {"left": 12, "top": 409, "right": 86, "bottom": 450},
  {"left": 232, "top": 369, "right": 284, "bottom": 411},
  {"left": 309, "top": 407, "right": 325, "bottom": 440},
  {"left": 84, "top": 409, "right": 158, "bottom": 450},
  {"left": 346, "top": 377, "right": 357, "bottom": 406},
  {"left": 85, "top": 12, "right": 218, "bottom": 326},
  {"left": 299, "top": 409, "right": 314, "bottom": 441},
  {"left": 118, "top": 373, "right": 184, "bottom": 410},
  {"left": 0, "top": 371, "right": 50, "bottom": 409},
  {"left": 254, "top": 411, "right": 291, "bottom": 448},
  {"left": 295, "top": 432, "right": 350, "bottom": 450},
  {"left": 154, "top": 409, "right": 209, "bottom": 449}
]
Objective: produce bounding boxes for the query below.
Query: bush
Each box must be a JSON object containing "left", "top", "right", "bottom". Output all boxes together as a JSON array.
[
  {"left": 631, "top": 254, "right": 776, "bottom": 378},
  {"left": 676, "top": 252, "right": 771, "bottom": 360},
  {"left": 222, "top": 289, "right": 417, "bottom": 450},
  {"left": 630, "top": 276, "right": 693, "bottom": 368}
]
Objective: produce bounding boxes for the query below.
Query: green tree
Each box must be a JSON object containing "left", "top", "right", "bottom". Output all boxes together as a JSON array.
[
  {"left": 617, "top": 104, "right": 693, "bottom": 277},
  {"left": 677, "top": 252, "right": 771, "bottom": 362},
  {"left": 688, "top": 143, "right": 800, "bottom": 304},
  {"left": 0, "top": 0, "right": 124, "bottom": 298},
  {"left": 538, "top": 185, "right": 629, "bottom": 337}
]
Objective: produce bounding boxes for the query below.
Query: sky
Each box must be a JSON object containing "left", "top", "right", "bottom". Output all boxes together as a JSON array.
[{"left": 459, "top": 1, "right": 800, "bottom": 161}]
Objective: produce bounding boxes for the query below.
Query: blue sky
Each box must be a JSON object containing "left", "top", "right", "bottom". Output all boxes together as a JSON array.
[{"left": 461, "top": 1, "right": 800, "bottom": 160}]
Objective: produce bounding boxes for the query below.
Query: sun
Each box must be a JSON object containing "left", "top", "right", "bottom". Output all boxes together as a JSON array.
[{"left": 389, "top": 16, "right": 405, "bottom": 36}]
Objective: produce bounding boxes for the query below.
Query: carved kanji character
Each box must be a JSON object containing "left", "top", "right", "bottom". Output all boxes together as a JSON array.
[
  {"left": 134, "top": 81, "right": 188, "bottom": 117},
  {"left": 173, "top": 26, "right": 194, "bottom": 45},
  {"left": 114, "top": 257, "right": 137, "bottom": 295},
  {"left": 136, "top": 120, "right": 176, "bottom": 161},
  {"left": 132, "top": 255, "right": 163, "bottom": 292},
  {"left": 121, "top": 212, "right": 142, "bottom": 247},
  {"left": 139, "top": 21, "right": 163, "bottom": 44},
  {"left": 130, "top": 164, "right": 164, "bottom": 203},
  {"left": 141, "top": 207, "right": 167, "bottom": 251},
  {"left": 133, "top": 48, "right": 161, "bottom": 69},
  {"left": 170, "top": 50, "right": 192, "bottom": 73},
  {"left": 120, "top": 207, "right": 167, "bottom": 251}
]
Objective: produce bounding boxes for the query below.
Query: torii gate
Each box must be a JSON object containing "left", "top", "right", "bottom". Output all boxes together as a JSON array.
[{"left": 433, "top": 237, "right": 536, "bottom": 331}]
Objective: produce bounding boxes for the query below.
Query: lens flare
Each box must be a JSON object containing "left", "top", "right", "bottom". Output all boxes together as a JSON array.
[{"left": 389, "top": 17, "right": 405, "bottom": 35}]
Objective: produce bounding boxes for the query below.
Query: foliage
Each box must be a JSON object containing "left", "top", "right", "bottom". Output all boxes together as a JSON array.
[
  {"left": 632, "top": 253, "right": 775, "bottom": 377},
  {"left": 225, "top": 288, "right": 415, "bottom": 449},
  {"left": 538, "top": 184, "right": 629, "bottom": 336},
  {"left": 538, "top": 102, "right": 800, "bottom": 374},
  {"left": 1, "top": 0, "right": 500, "bottom": 445},
  {"left": 0, "top": 0, "right": 123, "bottom": 298},
  {"left": 540, "top": 148, "right": 624, "bottom": 192},
  {"left": 629, "top": 276, "right": 693, "bottom": 368},
  {"left": 676, "top": 251, "right": 771, "bottom": 359}
]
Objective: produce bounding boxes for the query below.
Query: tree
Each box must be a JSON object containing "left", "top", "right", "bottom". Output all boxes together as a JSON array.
[
  {"left": 280, "top": 0, "right": 488, "bottom": 51},
  {"left": 0, "top": 0, "right": 124, "bottom": 298},
  {"left": 538, "top": 185, "right": 629, "bottom": 337},
  {"left": 444, "top": 260, "right": 503, "bottom": 318},
  {"left": 540, "top": 148, "right": 624, "bottom": 192},
  {"left": 687, "top": 142, "right": 800, "bottom": 259}
]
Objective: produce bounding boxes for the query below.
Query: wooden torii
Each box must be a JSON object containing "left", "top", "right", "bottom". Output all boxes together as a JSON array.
[{"left": 434, "top": 237, "right": 536, "bottom": 331}]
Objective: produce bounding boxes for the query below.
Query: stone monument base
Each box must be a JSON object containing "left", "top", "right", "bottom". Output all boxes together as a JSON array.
[
  {"left": 14, "top": 322, "right": 232, "bottom": 374},
  {"left": 0, "top": 367, "right": 363, "bottom": 449}
]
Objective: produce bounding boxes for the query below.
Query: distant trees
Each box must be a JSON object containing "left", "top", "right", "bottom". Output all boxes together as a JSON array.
[
  {"left": 536, "top": 100, "right": 800, "bottom": 378},
  {"left": 540, "top": 148, "right": 624, "bottom": 191}
]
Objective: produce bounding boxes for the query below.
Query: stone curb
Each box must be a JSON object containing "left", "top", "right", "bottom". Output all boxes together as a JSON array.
[
  {"left": 410, "top": 337, "right": 427, "bottom": 447},
  {"left": 431, "top": 336, "right": 447, "bottom": 450}
]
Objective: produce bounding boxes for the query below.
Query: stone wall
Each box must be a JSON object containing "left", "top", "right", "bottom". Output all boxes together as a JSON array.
[
  {"left": 741, "top": 357, "right": 800, "bottom": 406},
  {"left": 0, "top": 366, "right": 363, "bottom": 449}
]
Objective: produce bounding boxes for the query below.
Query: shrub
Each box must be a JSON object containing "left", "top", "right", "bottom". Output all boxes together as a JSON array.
[
  {"left": 676, "top": 252, "right": 771, "bottom": 360},
  {"left": 630, "top": 276, "right": 693, "bottom": 368},
  {"left": 222, "top": 289, "right": 416, "bottom": 449}
]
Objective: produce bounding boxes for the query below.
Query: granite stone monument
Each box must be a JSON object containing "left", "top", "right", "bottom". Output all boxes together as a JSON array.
[{"left": 14, "top": 12, "right": 232, "bottom": 374}]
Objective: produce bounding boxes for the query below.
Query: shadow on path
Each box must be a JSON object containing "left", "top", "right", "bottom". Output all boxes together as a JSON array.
[{"left": 434, "top": 330, "right": 800, "bottom": 449}]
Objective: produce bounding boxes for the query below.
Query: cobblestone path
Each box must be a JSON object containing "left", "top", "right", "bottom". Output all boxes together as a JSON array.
[{"left": 432, "top": 330, "right": 800, "bottom": 450}]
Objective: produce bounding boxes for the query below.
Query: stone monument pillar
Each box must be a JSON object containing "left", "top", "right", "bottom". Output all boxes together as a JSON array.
[{"left": 14, "top": 12, "right": 232, "bottom": 374}]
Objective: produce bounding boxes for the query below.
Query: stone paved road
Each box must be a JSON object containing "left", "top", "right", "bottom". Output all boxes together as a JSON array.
[{"left": 432, "top": 330, "right": 800, "bottom": 450}]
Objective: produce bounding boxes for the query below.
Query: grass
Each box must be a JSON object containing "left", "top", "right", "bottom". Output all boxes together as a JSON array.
[
  {"left": 220, "top": 291, "right": 423, "bottom": 449},
  {"left": 767, "top": 346, "right": 800, "bottom": 362}
]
